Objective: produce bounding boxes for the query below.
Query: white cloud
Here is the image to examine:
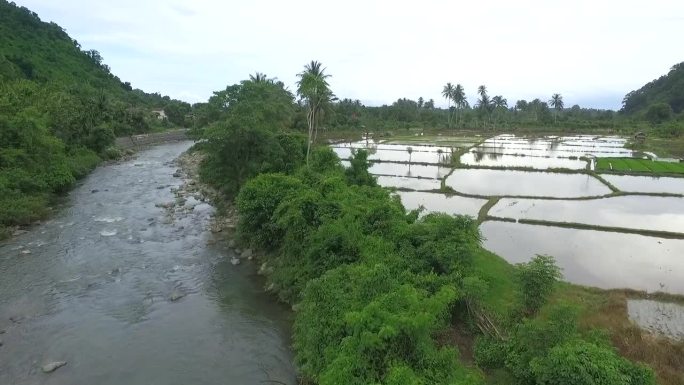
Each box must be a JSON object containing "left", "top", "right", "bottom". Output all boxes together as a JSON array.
[{"left": 15, "top": 0, "right": 684, "bottom": 109}]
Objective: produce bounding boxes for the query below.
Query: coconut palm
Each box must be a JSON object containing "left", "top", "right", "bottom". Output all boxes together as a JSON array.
[
  {"left": 452, "top": 84, "right": 466, "bottom": 127},
  {"left": 442, "top": 82, "right": 455, "bottom": 128},
  {"left": 407, "top": 146, "right": 413, "bottom": 163},
  {"left": 297, "top": 60, "right": 333, "bottom": 163},
  {"left": 549, "top": 93, "right": 564, "bottom": 124},
  {"left": 476, "top": 85, "right": 492, "bottom": 127},
  {"left": 249, "top": 72, "right": 269, "bottom": 83},
  {"left": 491, "top": 95, "right": 508, "bottom": 127}
]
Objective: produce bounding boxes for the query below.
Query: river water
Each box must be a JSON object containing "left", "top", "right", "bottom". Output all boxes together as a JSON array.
[{"left": 0, "top": 142, "right": 296, "bottom": 385}]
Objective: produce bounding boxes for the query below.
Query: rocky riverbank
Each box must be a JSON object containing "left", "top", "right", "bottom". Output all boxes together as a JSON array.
[{"left": 173, "top": 150, "right": 261, "bottom": 267}]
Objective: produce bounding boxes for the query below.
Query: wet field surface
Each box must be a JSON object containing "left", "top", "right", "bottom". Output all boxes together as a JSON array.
[{"left": 335, "top": 134, "right": 684, "bottom": 300}]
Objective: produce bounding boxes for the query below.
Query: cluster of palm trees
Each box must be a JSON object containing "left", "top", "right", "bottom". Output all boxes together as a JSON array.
[
  {"left": 443, "top": 83, "right": 565, "bottom": 127},
  {"left": 441, "top": 83, "right": 467, "bottom": 128}
]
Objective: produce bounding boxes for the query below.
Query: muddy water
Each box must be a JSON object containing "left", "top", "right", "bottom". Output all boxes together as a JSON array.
[
  {"left": 490, "top": 195, "right": 684, "bottom": 234},
  {"left": 481, "top": 221, "right": 684, "bottom": 294},
  {"left": 0, "top": 142, "right": 295, "bottom": 385}
]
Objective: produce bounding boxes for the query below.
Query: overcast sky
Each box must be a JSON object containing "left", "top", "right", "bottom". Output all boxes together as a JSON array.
[{"left": 15, "top": 0, "right": 684, "bottom": 109}]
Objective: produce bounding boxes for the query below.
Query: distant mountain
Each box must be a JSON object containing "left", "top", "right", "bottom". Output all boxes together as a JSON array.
[{"left": 621, "top": 62, "right": 684, "bottom": 115}]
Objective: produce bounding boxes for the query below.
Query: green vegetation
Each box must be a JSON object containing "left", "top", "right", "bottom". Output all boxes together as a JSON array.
[
  {"left": 596, "top": 157, "right": 684, "bottom": 175},
  {"left": 196, "top": 69, "right": 659, "bottom": 385},
  {"left": 0, "top": 0, "right": 189, "bottom": 235}
]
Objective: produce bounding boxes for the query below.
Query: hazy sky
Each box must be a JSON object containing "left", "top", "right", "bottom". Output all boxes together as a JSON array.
[{"left": 15, "top": 0, "right": 684, "bottom": 109}]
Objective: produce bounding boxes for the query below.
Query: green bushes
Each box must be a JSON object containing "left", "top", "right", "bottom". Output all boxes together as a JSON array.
[
  {"left": 515, "top": 255, "right": 562, "bottom": 315},
  {"left": 233, "top": 148, "right": 485, "bottom": 383},
  {"left": 531, "top": 340, "right": 655, "bottom": 385}
]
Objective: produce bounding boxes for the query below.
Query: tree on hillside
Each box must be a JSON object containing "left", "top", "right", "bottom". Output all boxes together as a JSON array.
[
  {"left": 297, "top": 60, "right": 333, "bottom": 163},
  {"left": 442, "top": 82, "right": 455, "bottom": 128},
  {"left": 549, "top": 93, "right": 564, "bottom": 124}
]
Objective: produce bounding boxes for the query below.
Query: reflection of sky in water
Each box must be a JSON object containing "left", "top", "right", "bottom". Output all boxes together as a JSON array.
[
  {"left": 482, "top": 221, "right": 684, "bottom": 294},
  {"left": 446, "top": 169, "right": 611, "bottom": 198},
  {"left": 491, "top": 196, "right": 684, "bottom": 234},
  {"left": 376, "top": 176, "right": 441, "bottom": 190},
  {"left": 396, "top": 191, "right": 487, "bottom": 217},
  {"left": 461, "top": 152, "right": 587, "bottom": 169},
  {"left": 601, "top": 174, "right": 684, "bottom": 195}
]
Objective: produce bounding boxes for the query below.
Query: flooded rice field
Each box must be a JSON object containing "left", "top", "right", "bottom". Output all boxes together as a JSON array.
[
  {"left": 601, "top": 174, "right": 684, "bottom": 194},
  {"left": 460, "top": 151, "right": 588, "bottom": 169},
  {"left": 445, "top": 169, "right": 611, "bottom": 197},
  {"left": 396, "top": 191, "right": 487, "bottom": 218},
  {"left": 481, "top": 221, "right": 684, "bottom": 294},
  {"left": 335, "top": 134, "right": 684, "bottom": 308},
  {"left": 490, "top": 196, "right": 684, "bottom": 234}
]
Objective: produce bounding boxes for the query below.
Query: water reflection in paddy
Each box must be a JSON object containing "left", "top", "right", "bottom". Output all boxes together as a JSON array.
[
  {"left": 490, "top": 195, "right": 684, "bottom": 234},
  {"left": 601, "top": 174, "right": 684, "bottom": 195},
  {"left": 332, "top": 147, "right": 447, "bottom": 164},
  {"left": 376, "top": 176, "right": 442, "bottom": 190},
  {"left": 445, "top": 169, "right": 611, "bottom": 197},
  {"left": 460, "top": 152, "right": 587, "bottom": 169},
  {"left": 396, "top": 191, "right": 486, "bottom": 217},
  {"left": 481, "top": 221, "right": 684, "bottom": 294},
  {"left": 368, "top": 163, "right": 451, "bottom": 178}
]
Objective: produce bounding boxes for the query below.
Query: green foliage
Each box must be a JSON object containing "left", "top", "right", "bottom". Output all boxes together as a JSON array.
[
  {"left": 504, "top": 304, "right": 581, "bottom": 383},
  {"left": 473, "top": 336, "right": 507, "bottom": 369},
  {"left": 622, "top": 62, "right": 684, "bottom": 115},
  {"left": 530, "top": 340, "right": 656, "bottom": 385},
  {"left": 345, "top": 149, "right": 377, "bottom": 187},
  {"left": 515, "top": 255, "right": 562, "bottom": 315},
  {"left": 645, "top": 102, "right": 673, "bottom": 125},
  {"left": 0, "top": 1, "right": 186, "bottom": 231},
  {"left": 596, "top": 157, "right": 684, "bottom": 175}
]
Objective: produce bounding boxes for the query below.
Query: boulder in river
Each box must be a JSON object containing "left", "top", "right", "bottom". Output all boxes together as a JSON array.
[
  {"left": 169, "top": 289, "right": 185, "bottom": 302},
  {"left": 230, "top": 257, "right": 241, "bottom": 266},
  {"left": 241, "top": 249, "right": 253, "bottom": 259},
  {"left": 20, "top": 249, "right": 31, "bottom": 255},
  {"left": 12, "top": 229, "right": 28, "bottom": 236},
  {"left": 41, "top": 361, "right": 67, "bottom": 373}
]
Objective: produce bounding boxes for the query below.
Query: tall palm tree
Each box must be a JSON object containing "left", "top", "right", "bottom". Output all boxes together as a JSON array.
[
  {"left": 476, "top": 85, "right": 491, "bottom": 128},
  {"left": 297, "top": 60, "right": 333, "bottom": 163},
  {"left": 491, "top": 95, "right": 508, "bottom": 127},
  {"left": 442, "top": 82, "right": 455, "bottom": 128},
  {"left": 452, "top": 84, "right": 466, "bottom": 127},
  {"left": 549, "top": 93, "right": 564, "bottom": 124}
]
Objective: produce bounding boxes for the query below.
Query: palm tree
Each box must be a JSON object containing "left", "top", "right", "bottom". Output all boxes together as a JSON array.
[
  {"left": 476, "top": 85, "right": 491, "bottom": 128},
  {"left": 407, "top": 146, "right": 413, "bottom": 163},
  {"left": 297, "top": 60, "right": 333, "bottom": 163},
  {"left": 491, "top": 95, "right": 508, "bottom": 126},
  {"left": 549, "top": 93, "right": 564, "bottom": 124},
  {"left": 249, "top": 72, "right": 268, "bottom": 83},
  {"left": 452, "top": 84, "right": 466, "bottom": 127},
  {"left": 442, "top": 82, "right": 455, "bottom": 128}
]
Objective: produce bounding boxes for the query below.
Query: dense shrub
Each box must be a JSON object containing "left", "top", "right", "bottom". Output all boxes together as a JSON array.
[
  {"left": 530, "top": 340, "right": 656, "bottom": 385},
  {"left": 515, "top": 255, "right": 562, "bottom": 315}
]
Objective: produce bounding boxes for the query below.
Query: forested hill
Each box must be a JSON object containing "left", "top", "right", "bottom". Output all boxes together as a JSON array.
[
  {"left": 622, "top": 62, "right": 684, "bottom": 117},
  {"left": 0, "top": 0, "right": 190, "bottom": 236}
]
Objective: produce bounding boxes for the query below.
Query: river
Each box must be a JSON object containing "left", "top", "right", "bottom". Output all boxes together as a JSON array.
[{"left": 0, "top": 142, "right": 296, "bottom": 385}]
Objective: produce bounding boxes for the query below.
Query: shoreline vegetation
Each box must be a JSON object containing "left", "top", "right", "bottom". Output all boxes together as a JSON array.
[
  {"left": 188, "top": 65, "right": 684, "bottom": 385},
  {"left": 3, "top": 3, "right": 684, "bottom": 383}
]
